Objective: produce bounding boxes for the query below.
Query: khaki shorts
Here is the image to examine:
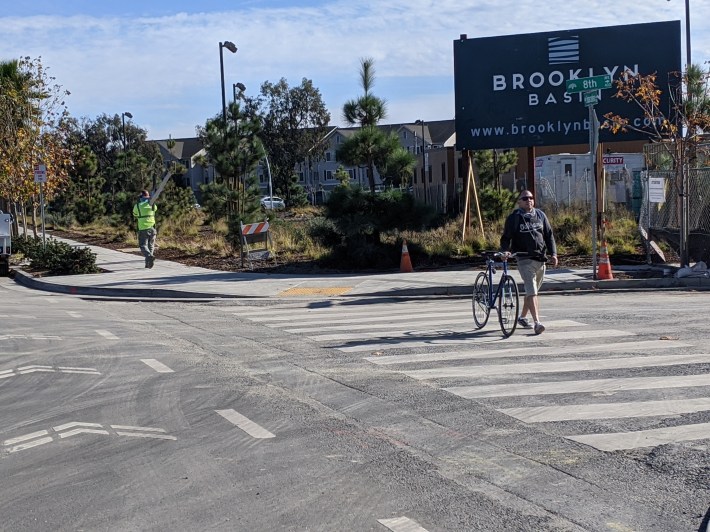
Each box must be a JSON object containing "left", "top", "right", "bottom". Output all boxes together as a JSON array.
[{"left": 517, "top": 258, "right": 545, "bottom": 296}]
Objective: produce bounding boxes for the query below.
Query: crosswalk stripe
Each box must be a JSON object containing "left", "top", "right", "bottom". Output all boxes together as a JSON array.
[
  {"left": 337, "top": 329, "right": 633, "bottom": 352},
  {"left": 281, "top": 311, "right": 474, "bottom": 329},
  {"left": 286, "top": 316, "right": 474, "bottom": 333},
  {"left": 378, "top": 516, "right": 429, "bottom": 532},
  {"left": 568, "top": 422, "right": 710, "bottom": 451},
  {"left": 140, "top": 359, "right": 175, "bottom": 373},
  {"left": 215, "top": 409, "right": 275, "bottom": 439},
  {"left": 307, "top": 321, "right": 594, "bottom": 342},
  {"left": 500, "top": 397, "right": 710, "bottom": 422},
  {"left": 96, "top": 330, "right": 119, "bottom": 340},
  {"left": 446, "top": 373, "right": 710, "bottom": 399},
  {"left": 403, "top": 353, "right": 710, "bottom": 380},
  {"left": 365, "top": 340, "right": 691, "bottom": 365},
  {"left": 244, "top": 305, "right": 469, "bottom": 322},
  {"left": 286, "top": 318, "right": 585, "bottom": 334}
]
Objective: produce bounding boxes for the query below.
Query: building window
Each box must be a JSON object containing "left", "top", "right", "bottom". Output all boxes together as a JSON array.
[
  {"left": 325, "top": 170, "right": 333, "bottom": 180},
  {"left": 349, "top": 169, "right": 356, "bottom": 180},
  {"left": 326, "top": 151, "right": 332, "bottom": 162},
  {"left": 441, "top": 162, "right": 446, "bottom": 182},
  {"left": 299, "top": 172, "right": 305, "bottom": 182}
]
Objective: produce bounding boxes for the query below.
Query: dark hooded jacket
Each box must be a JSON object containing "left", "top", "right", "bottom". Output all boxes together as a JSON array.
[{"left": 500, "top": 207, "right": 557, "bottom": 262}]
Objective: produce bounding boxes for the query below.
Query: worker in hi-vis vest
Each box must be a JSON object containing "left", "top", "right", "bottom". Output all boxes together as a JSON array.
[{"left": 133, "top": 189, "right": 157, "bottom": 269}]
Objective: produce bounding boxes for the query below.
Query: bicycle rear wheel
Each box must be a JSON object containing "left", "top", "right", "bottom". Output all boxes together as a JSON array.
[
  {"left": 497, "top": 274, "right": 519, "bottom": 338},
  {"left": 472, "top": 272, "right": 490, "bottom": 329}
]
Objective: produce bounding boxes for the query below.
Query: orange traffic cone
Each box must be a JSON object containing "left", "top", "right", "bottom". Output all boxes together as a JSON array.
[
  {"left": 597, "top": 240, "right": 614, "bottom": 280},
  {"left": 400, "top": 239, "right": 413, "bottom": 273}
]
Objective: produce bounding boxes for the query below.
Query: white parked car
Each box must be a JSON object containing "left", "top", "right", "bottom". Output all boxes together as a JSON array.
[{"left": 260, "top": 196, "right": 285, "bottom": 210}]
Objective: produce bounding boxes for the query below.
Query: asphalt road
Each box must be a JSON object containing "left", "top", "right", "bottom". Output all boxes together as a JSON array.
[{"left": 1, "top": 278, "right": 709, "bottom": 531}]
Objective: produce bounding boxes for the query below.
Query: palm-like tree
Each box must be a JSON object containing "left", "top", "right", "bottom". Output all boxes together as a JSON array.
[
  {"left": 338, "top": 58, "right": 394, "bottom": 193},
  {"left": 342, "top": 58, "right": 387, "bottom": 128},
  {"left": 684, "top": 64, "right": 710, "bottom": 139}
]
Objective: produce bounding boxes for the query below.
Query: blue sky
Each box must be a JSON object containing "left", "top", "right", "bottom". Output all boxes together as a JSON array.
[{"left": 1, "top": 0, "right": 707, "bottom": 140}]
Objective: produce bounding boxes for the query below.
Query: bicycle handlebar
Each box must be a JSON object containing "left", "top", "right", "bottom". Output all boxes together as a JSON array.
[{"left": 481, "top": 251, "right": 529, "bottom": 261}]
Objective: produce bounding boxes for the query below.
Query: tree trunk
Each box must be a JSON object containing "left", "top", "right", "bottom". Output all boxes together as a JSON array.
[
  {"left": 31, "top": 198, "right": 38, "bottom": 238},
  {"left": 367, "top": 159, "right": 376, "bottom": 194}
]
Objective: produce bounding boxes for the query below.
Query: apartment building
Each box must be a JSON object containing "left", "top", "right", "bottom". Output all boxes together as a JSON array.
[{"left": 152, "top": 122, "right": 644, "bottom": 213}]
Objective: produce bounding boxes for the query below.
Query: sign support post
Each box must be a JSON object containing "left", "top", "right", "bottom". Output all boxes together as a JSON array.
[
  {"left": 588, "top": 105, "right": 599, "bottom": 279},
  {"left": 566, "top": 75, "right": 613, "bottom": 280},
  {"left": 34, "top": 164, "right": 48, "bottom": 245}
]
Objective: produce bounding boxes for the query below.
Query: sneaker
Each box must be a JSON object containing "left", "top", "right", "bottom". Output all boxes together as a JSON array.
[
  {"left": 517, "top": 317, "right": 532, "bottom": 329},
  {"left": 534, "top": 322, "right": 546, "bottom": 335},
  {"left": 147, "top": 256, "right": 155, "bottom": 269}
]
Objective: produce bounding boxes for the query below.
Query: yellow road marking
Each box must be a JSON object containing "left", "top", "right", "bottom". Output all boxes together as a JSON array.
[{"left": 279, "top": 286, "right": 352, "bottom": 297}]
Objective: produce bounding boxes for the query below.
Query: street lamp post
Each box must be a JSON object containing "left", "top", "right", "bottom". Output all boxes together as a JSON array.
[
  {"left": 232, "top": 82, "right": 247, "bottom": 214},
  {"left": 233, "top": 82, "right": 246, "bottom": 105},
  {"left": 219, "top": 41, "right": 238, "bottom": 125},
  {"left": 121, "top": 111, "right": 132, "bottom": 151},
  {"left": 415, "top": 120, "right": 426, "bottom": 200}
]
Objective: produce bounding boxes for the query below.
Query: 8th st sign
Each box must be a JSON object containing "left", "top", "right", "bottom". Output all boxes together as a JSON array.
[{"left": 566, "top": 74, "right": 613, "bottom": 94}]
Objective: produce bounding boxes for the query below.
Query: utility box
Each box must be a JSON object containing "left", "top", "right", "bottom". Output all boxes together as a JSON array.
[{"left": 0, "top": 213, "right": 11, "bottom": 276}]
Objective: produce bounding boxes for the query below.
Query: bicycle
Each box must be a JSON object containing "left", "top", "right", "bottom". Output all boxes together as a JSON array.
[{"left": 471, "top": 251, "right": 520, "bottom": 338}]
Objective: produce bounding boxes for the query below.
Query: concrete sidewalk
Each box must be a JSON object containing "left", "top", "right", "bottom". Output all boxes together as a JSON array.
[{"left": 9, "top": 236, "right": 710, "bottom": 300}]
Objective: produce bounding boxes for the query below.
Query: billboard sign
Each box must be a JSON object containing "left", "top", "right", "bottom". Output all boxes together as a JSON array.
[{"left": 454, "top": 21, "right": 681, "bottom": 150}]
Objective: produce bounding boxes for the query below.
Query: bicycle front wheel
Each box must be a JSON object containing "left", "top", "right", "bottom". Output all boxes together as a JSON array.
[
  {"left": 497, "top": 275, "right": 520, "bottom": 338},
  {"left": 472, "top": 272, "right": 490, "bottom": 329}
]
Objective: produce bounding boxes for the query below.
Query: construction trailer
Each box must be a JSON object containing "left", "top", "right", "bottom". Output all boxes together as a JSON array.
[{"left": 534, "top": 152, "right": 645, "bottom": 212}]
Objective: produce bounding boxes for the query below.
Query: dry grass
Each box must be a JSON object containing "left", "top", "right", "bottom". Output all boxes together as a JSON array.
[{"left": 45, "top": 202, "right": 644, "bottom": 268}]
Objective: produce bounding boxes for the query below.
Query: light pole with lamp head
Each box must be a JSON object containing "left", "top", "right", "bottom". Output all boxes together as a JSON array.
[
  {"left": 121, "top": 111, "right": 132, "bottom": 151},
  {"left": 219, "top": 41, "right": 238, "bottom": 125},
  {"left": 233, "top": 82, "right": 246, "bottom": 105},
  {"left": 232, "top": 82, "right": 247, "bottom": 214},
  {"left": 415, "top": 120, "right": 426, "bottom": 200}
]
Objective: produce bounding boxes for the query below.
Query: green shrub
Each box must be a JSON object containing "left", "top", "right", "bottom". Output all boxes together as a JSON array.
[
  {"left": 307, "top": 217, "right": 341, "bottom": 248},
  {"left": 27, "top": 238, "right": 99, "bottom": 275},
  {"left": 478, "top": 186, "right": 517, "bottom": 221},
  {"left": 12, "top": 234, "right": 43, "bottom": 257},
  {"left": 46, "top": 211, "right": 78, "bottom": 230},
  {"left": 321, "top": 186, "right": 439, "bottom": 269},
  {"left": 73, "top": 197, "right": 106, "bottom": 225}
]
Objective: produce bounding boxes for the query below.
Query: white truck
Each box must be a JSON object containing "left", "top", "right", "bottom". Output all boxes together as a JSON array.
[{"left": 0, "top": 211, "right": 11, "bottom": 276}]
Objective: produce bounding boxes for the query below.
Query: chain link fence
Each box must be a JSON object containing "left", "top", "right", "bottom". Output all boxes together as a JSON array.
[{"left": 640, "top": 142, "right": 710, "bottom": 263}]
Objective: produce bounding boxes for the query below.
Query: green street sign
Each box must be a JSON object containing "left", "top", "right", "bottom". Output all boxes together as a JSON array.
[
  {"left": 584, "top": 92, "right": 599, "bottom": 107},
  {"left": 566, "top": 74, "right": 612, "bottom": 94}
]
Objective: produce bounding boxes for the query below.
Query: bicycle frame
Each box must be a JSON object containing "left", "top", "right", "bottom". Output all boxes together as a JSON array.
[
  {"left": 483, "top": 254, "right": 510, "bottom": 310},
  {"left": 471, "top": 251, "right": 520, "bottom": 337}
]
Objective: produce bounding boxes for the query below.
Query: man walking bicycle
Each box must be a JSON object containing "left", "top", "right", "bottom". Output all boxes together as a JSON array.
[
  {"left": 500, "top": 190, "right": 557, "bottom": 335},
  {"left": 133, "top": 190, "right": 157, "bottom": 269}
]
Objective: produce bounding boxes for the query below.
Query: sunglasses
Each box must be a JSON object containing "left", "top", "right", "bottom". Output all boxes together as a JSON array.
[{"left": 519, "top": 196, "right": 534, "bottom": 201}]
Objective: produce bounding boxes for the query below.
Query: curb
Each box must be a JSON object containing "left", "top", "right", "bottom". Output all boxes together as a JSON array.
[
  {"left": 10, "top": 269, "right": 249, "bottom": 300},
  {"left": 10, "top": 267, "right": 710, "bottom": 301}
]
